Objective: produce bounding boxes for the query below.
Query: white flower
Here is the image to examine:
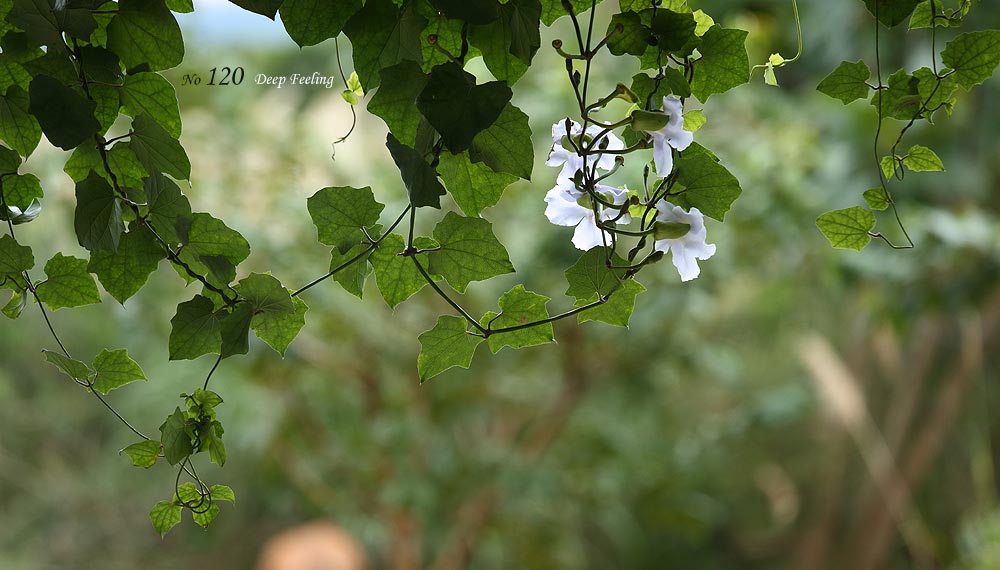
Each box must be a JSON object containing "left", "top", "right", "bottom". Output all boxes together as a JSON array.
[
  {"left": 546, "top": 119, "right": 623, "bottom": 184},
  {"left": 653, "top": 201, "right": 715, "bottom": 282},
  {"left": 642, "top": 96, "right": 694, "bottom": 178},
  {"left": 544, "top": 179, "right": 631, "bottom": 251}
]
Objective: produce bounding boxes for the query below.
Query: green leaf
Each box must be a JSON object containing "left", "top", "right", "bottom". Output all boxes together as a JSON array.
[
  {"left": 0, "top": 233, "right": 33, "bottom": 276},
  {"left": 863, "top": 187, "right": 890, "bottom": 211},
  {"left": 91, "top": 348, "right": 146, "bottom": 394},
  {"left": 176, "top": 213, "right": 250, "bottom": 288},
  {"left": 107, "top": 0, "right": 184, "bottom": 71},
  {"left": 683, "top": 110, "right": 706, "bottom": 132},
  {"left": 74, "top": 172, "right": 123, "bottom": 253},
  {"left": 0, "top": 144, "right": 21, "bottom": 174},
  {"left": 2, "top": 288, "right": 27, "bottom": 319},
  {"left": 578, "top": 278, "right": 645, "bottom": 327},
  {"left": 169, "top": 295, "right": 222, "bottom": 360},
  {"left": 871, "top": 69, "right": 923, "bottom": 120},
  {"left": 692, "top": 9, "right": 714, "bottom": 35},
  {"left": 367, "top": 60, "right": 428, "bottom": 146},
  {"left": 0, "top": 55, "right": 32, "bottom": 97},
  {"left": 417, "top": 315, "right": 484, "bottom": 381},
  {"left": 903, "top": 145, "right": 944, "bottom": 172},
  {"left": 468, "top": 0, "right": 541, "bottom": 84},
  {"left": 149, "top": 501, "right": 182, "bottom": 538},
  {"left": 252, "top": 295, "right": 307, "bottom": 356},
  {"left": 77, "top": 45, "right": 123, "bottom": 84},
  {"left": 817, "top": 60, "right": 872, "bottom": 104},
  {"left": 690, "top": 25, "right": 749, "bottom": 102},
  {"left": 540, "top": 0, "right": 605, "bottom": 26},
  {"left": 862, "top": 0, "right": 920, "bottom": 28},
  {"left": 129, "top": 113, "right": 191, "bottom": 180},
  {"left": 204, "top": 421, "right": 226, "bottom": 466},
  {"left": 370, "top": 234, "right": 433, "bottom": 308},
  {"left": 8, "top": 0, "right": 96, "bottom": 46},
  {"left": 0, "top": 85, "right": 40, "bottom": 156},
  {"left": 913, "top": 67, "right": 958, "bottom": 120},
  {"left": 468, "top": 102, "right": 533, "bottom": 180},
  {"left": 159, "top": 406, "right": 192, "bottom": 464},
  {"left": 166, "top": 0, "right": 194, "bottom": 12},
  {"left": 428, "top": 212, "right": 514, "bottom": 292},
  {"left": 145, "top": 173, "right": 192, "bottom": 246},
  {"left": 88, "top": 228, "right": 164, "bottom": 306},
  {"left": 816, "top": 206, "right": 876, "bottom": 251},
  {"left": 35, "top": 253, "right": 101, "bottom": 310},
  {"left": 481, "top": 285, "right": 553, "bottom": 352},
  {"left": 650, "top": 9, "right": 698, "bottom": 55},
  {"left": 881, "top": 155, "right": 899, "bottom": 179},
  {"left": 219, "top": 303, "right": 253, "bottom": 358},
  {"left": 386, "top": 133, "right": 447, "bottom": 209},
  {"left": 43, "top": 349, "right": 93, "bottom": 382},
  {"left": 307, "top": 186, "right": 385, "bottom": 253},
  {"left": 209, "top": 484, "right": 236, "bottom": 504},
  {"left": 279, "top": 0, "right": 362, "bottom": 47},
  {"left": 123, "top": 440, "right": 160, "bottom": 468},
  {"left": 429, "top": 0, "right": 499, "bottom": 24},
  {"left": 669, "top": 153, "right": 742, "bottom": 221},
  {"left": 28, "top": 74, "right": 99, "bottom": 150},
  {"left": 437, "top": 150, "right": 516, "bottom": 217},
  {"left": 941, "top": 31, "right": 1000, "bottom": 90},
  {"left": 343, "top": 0, "right": 426, "bottom": 91},
  {"left": 416, "top": 62, "right": 512, "bottom": 153},
  {"left": 564, "top": 248, "right": 626, "bottom": 302},
  {"left": 120, "top": 72, "right": 182, "bottom": 138},
  {"left": 227, "top": 0, "right": 282, "bottom": 18},
  {"left": 607, "top": 11, "right": 649, "bottom": 57},
  {"left": 420, "top": 14, "right": 464, "bottom": 73},
  {"left": 329, "top": 243, "right": 373, "bottom": 298}
]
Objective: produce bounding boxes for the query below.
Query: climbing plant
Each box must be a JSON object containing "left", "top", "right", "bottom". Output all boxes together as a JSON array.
[{"left": 0, "top": 0, "right": 996, "bottom": 536}]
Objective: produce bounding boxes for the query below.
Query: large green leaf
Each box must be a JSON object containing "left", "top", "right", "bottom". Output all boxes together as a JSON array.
[
  {"left": 120, "top": 72, "right": 182, "bottom": 138},
  {"left": 420, "top": 14, "right": 464, "bottom": 73},
  {"left": 481, "top": 285, "right": 553, "bottom": 352},
  {"left": 370, "top": 233, "right": 434, "bottom": 308},
  {"left": 219, "top": 303, "right": 253, "bottom": 358},
  {"left": 386, "top": 133, "right": 447, "bottom": 209},
  {"left": 669, "top": 153, "right": 742, "bottom": 221},
  {"left": 176, "top": 213, "right": 250, "bottom": 288},
  {"left": 158, "top": 406, "right": 192, "bottom": 464},
  {"left": 307, "top": 186, "right": 384, "bottom": 253},
  {"left": 816, "top": 206, "right": 876, "bottom": 251},
  {"left": 0, "top": 233, "right": 33, "bottom": 277},
  {"left": 252, "top": 296, "right": 307, "bottom": 356},
  {"left": 107, "top": 0, "right": 184, "bottom": 71},
  {"left": 88, "top": 227, "right": 165, "bottom": 304},
  {"left": 427, "top": 211, "right": 514, "bottom": 292},
  {"left": 468, "top": 102, "right": 533, "bottom": 180},
  {"left": 436, "top": 150, "right": 516, "bottom": 217},
  {"left": 129, "top": 113, "right": 191, "bottom": 180},
  {"left": 328, "top": 243, "right": 372, "bottom": 298},
  {"left": 862, "top": 0, "right": 920, "bottom": 28},
  {"left": 227, "top": 0, "right": 282, "bottom": 18},
  {"left": 429, "top": 0, "right": 499, "bottom": 24},
  {"left": 367, "top": 60, "right": 428, "bottom": 146},
  {"left": 417, "top": 315, "right": 484, "bottom": 381},
  {"left": 564, "top": 248, "right": 626, "bottom": 302},
  {"left": 0, "top": 85, "right": 40, "bottom": 156},
  {"left": 0, "top": 172, "right": 42, "bottom": 210},
  {"left": 149, "top": 501, "right": 182, "bottom": 538},
  {"left": 279, "top": 0, "right": 362, "bottom": 47},
  {"left": 122, "top": 440, "right": 160, "bottom": 468},
  {"left": 28, "top": 74, "right": 100, "bottom": 150},
  {"left": 817, "top": 60, "right": 872, "bottom": 104},
  {"left": 35, "top": 253, "right": 101, "bottom": 310},
  {"left": 74, "top": 172, "right": 123, "bottom": 253},
  {"left": 607, "top": 11, "right": 649, "bottom": 57},
  {"left": 343, "top": 0, "right": 426, "bottom": 91},
  {"left": 237, "top": 272, "right": 307, "bottom": 356},
  {"left": 91, "top": 348, "right": 146, "bottom": 394},
  {"left": 145, "top": 172, "right": 192, "bottom": 246},
  {"left": 540, "top": 0, "right": 604, "bottom": 25},
  {"left": 43, "top": 349, "right": 93, "bottom": 382},
  {"left": 578, "top": 278, "right": 645, "bottom": 327},
  {"left": 690, "top": 25, "right": 749, "bottom": 102},
  {"left": 8, "top": 0, "right": 96, "bottom": 46},
  {"left": 416, "top": 62, "right": 512, "bottom": 152},
  {"left": 941, "top": 31, "right": 1000, "bottom": 90},
  {"left": 168, "top": 294, "right": 221, "bottom": 360}
]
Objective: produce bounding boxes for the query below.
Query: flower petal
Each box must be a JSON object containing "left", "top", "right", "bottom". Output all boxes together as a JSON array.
[
  {"left": 652, "top": 135, "right": 673, "bottom": 177},
  {"left": 544, "top": 187, "right": 588, "bottom": 226},
  {"left": 571, "top": 214, "right": 607, "bottom": 250}
]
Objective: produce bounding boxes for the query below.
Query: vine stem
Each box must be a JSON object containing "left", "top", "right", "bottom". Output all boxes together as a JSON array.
[{"left": 411, "top": 255, "right": 487, "bottom": 334}]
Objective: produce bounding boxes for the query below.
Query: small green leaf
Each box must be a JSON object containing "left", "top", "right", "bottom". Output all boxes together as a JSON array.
[
  {"left": 367, "top": 60, "right": 428, "bottom": 146},
  {"left": 237, "top": 273, "right": 307, "bottom": 356},
  {"left": 307, "top": 186, "right": 385, "bottom": 253},
  {"left": 436, "top": 150, "right": 516, "bottom": 217},
  {"left": 43, "top": 349, "right": 94, "bottom": 382},
  {"left": 881, "top": 155, "right": 899, "bottom": 179},
  {"left": 468, "top": 102, "right": 533, "bottom": 180},
  {"left": 0, "top": 145, "right": 22, "bottom": 174},
  {"left": 168, "top": 295, "right": 222, "bottom": 360},
  {"left": 817, "top": 60, "right": 872, "bottom": 104},
  {"left": 0, "top": 233, "right": 33, "bottom": 277},
  {"left": 328, "top": 243, "right": 373, "bottom": 298},
  {"left": 903, "top": 145, "right": 944, "bottom": 172},
  {"left": 149, "top": 501, "right": 182, "bottom": 538},
  {"left": 129, "top": 113, "right": 191, "bottom": 180},
  {"left": 88, "top": 227, "right": 165, "bottom": 305},
  {"left": 145, "top": 173, "right": 193, "bottom": 246},
  {"left": 417, "top": 315, "right": 484, "bottom": 381},
  {"left": 0, "top": 85, "right": 41, "bottom": 156},
  {"left": 209, "top": 484, "right": 236, "bottom": 504},
  {"left": 564, "top": 248, "right": 627, "bottom": 302},
  {"left": 370, "top": 234, "right": 434, "bottom": 308},
  {"left": 108, "top": 0, "right": 184, "bottom": 71},
  {"left": 123, "top": 440, "right": 161, "bottom": 468},
  {"left": 176, "top": 213, "right": 250, "bottom": 288},
  {"left": 421, "top": 15, "right": 464, "bottom": 73},
  {"left": 120, "top": 72, "right": 183, "bottom": 138},
  {"left": 481, "top": 285, "right": 553, "bottom": 352},
  {"left": 540, "top": 0, "right": 605, "bottom": 25},
  {"left": 606, "top": 11, "right": 649, "bottom": 56},
  {"left": 682, "top": 110, "right": 706, "bottom": 132},
  {"left": 871, "top": 69, "right": 924, "bottom": 120},
  {"left": 28, "top": 75, "right": 100, "bottom": 150},
  {"left": 386, "top": 133, "right": 447, "bottom": 209},
  {"left": 816, "top": 206, "right": 876, "bottom": 251},
  {"left": 74, "top": 172, "right": 124, "bottom": 253},
  {"left": 92, "top": 348, "right": 146, "bottom": 394},
  {"left": 428, "top": 212, "right": 514, "bottom": 292},
  {"left": 690, "top": 25, "right": 749, "bottom": 102},
  {"left": 669, "top": 153, "right": 742, "bottom": 221},
  {"left": 863, "top": 187, "right": 890, "bottom": 211},
  {"left": 578, "top": 278, "right": 645, "bottom": 327},
  {"left": 159, "top": 406, "right": 193, "bottom": 465},
  {"left": 2, "top": 288, "right": 27, "bottom": 319},
  {"left": 279, "top": 0, "right": 362, "bottom": 47},
  {"left": 35, "top": 253, "right": 101, "bottom": 310},
  {"left": 248, "top": 295, "right": 306, "bottom": 356}
]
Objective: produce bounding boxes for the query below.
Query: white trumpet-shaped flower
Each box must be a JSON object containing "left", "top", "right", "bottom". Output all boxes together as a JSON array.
[
  {"left": 544, "top": 179, "right": 631, "bottom": 251},
  {"left": 641, "top": 96, "right": 694, "bottom": 178},
  {"left": 653, "top": 201, "right": 715, "bottom": 282},
  {"left": 546, "top": 119, "right": 624, "bottom": 184}
]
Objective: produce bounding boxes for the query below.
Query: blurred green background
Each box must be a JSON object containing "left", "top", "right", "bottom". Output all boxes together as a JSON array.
[{"left": 2, "top": 1, "right": 1000, "bottom": 568}]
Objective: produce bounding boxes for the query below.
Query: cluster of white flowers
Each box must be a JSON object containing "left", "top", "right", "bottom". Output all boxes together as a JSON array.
[{"left": 544, "top": 96, "right": 715, "bottom": 282}]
